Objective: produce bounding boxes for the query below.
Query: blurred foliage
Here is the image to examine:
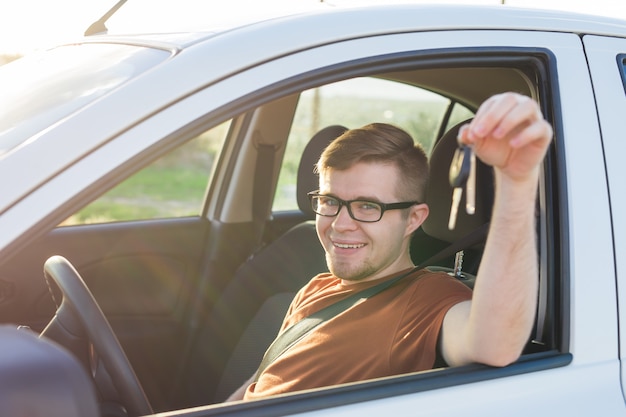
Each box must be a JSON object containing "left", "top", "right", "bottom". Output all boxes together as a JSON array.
[{"left": 62, "top": 122, "right": 230, "bottom": 225}]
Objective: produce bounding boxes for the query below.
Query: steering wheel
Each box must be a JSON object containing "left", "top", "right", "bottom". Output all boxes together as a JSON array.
[{"left": 40, "top": 255, "right": 153, "bottom": 417}]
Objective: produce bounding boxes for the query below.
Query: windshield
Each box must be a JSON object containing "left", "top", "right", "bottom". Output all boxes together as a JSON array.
[{"left": 0, "top": 43, "right": 169, "bottom": 157}]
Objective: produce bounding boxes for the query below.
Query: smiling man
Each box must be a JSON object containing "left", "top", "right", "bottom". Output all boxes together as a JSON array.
[
  {"left": 229, "top": 92, "right": 552, "bottom": 401},
  {"left": 312, "top": 123, "right": 429, "bottom": 283}
]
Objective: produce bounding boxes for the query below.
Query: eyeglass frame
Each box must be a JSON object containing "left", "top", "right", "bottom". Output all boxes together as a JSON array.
[{"left": 307, "top": 191, "right": 421, "bottom": 223}]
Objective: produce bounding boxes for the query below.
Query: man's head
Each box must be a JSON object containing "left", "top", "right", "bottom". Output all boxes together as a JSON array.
[
  {"left": 316, "top": 123, "right": 429, "bottom": 203},
  {"left": 313, "top": 123, "right": 430, "bottom": 283}
]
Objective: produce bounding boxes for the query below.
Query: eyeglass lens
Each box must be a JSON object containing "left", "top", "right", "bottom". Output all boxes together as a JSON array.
[{"left": 311, "top": 195, "right": 382, "bottom": 222}]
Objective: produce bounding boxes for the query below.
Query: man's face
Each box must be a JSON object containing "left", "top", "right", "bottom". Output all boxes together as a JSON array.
[{"left": 316, "top": 161, "right": 425, "bottom": 283}]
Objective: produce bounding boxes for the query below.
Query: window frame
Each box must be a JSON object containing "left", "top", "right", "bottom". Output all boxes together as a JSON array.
[{"left": 207, "top": 46, "right": 568, "bottom": 413}]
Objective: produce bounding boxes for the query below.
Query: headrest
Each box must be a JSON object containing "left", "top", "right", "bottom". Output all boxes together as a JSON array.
[
  {"left": 422, "top": 120, "right": 493, "bottom": 243},
  {"left": 296, "top": 125, "right": 348, "bottom": 217}
]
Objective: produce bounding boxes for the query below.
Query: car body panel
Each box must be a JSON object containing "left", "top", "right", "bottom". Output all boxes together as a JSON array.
[
  {"left": 582, "top": 34, "right": 626, "bottom": 401},
  {"left": 1, "top": 4, "right": 625, "bottom": 416},
  {"left": 155, "top": 357, "right": 623, "bottom": 417},
  {"left": 547, "top": 34, "right": 618, "bottom": 367}
]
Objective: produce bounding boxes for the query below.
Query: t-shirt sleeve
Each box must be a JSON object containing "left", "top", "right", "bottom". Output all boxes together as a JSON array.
[{"left": 390, "top": 273, "right": 472, "bottom": 373}]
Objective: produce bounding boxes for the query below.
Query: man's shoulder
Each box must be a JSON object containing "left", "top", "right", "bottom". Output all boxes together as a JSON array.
[
  {"left": 293, "top": 272, "right": 339, "bottom": 300},
  {"left": 307, "top": 272, "right": 337, "bottom": 287},
  {"left": 407, "top": 268, "right": 473, "bottom": 293}
]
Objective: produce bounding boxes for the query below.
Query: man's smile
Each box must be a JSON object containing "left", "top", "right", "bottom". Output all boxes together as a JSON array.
[{"left": 332, "top": 241, "right": 366, "bottom": 249}]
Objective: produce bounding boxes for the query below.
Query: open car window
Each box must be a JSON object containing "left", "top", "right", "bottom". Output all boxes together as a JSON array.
[
  {"left": 61, "top": 120, "right": 231, "bottom": 225},
  {"left": 188, "top": 52, "right": 560, "bottom": 412}
]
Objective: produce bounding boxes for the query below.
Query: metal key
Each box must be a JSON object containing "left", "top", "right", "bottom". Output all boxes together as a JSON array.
[
  {"left": 448, "top": 144, "right": 474, "bottom": 230},
  {"left": 466, "top": 146, "right": 476, "bottom": 216}
]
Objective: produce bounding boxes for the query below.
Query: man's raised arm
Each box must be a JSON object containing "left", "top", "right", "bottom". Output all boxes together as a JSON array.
[{"left": 439, "top": 92, "right": 553, "bottom": 367}]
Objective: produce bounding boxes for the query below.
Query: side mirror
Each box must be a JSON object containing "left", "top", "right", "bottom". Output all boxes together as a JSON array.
[{"left": 0, "top": 325, "right": 99, "bottom": 417}]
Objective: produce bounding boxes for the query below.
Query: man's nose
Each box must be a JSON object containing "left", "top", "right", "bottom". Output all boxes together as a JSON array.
[{"left": 332, "top": 204, "right": 357, "bottom": 229}]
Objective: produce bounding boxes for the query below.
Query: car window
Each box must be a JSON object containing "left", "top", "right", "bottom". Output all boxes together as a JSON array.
[
  {"left": 0, "top": 44, "right": 169, "bottom": 157},
  {"left": 61, "top": 120, "right": 231, "bottom": 225},
  {"left": 445, "top": 103, "right": 475, "bottom": 131},
  {"left": 273, "top": 77, "right": 472, "bottom": 211}
]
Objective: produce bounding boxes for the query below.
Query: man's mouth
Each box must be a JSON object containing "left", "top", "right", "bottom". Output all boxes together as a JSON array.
[{"left": 333, "top": 242, "right": 365, "bottom": 249}]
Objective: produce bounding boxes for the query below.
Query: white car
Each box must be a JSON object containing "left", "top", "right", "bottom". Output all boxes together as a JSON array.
[{"left": 1, "top": 2, "right": 625, "bottom": 416}]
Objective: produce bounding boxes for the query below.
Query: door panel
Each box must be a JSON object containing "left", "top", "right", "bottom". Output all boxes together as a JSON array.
[{"left": 1, "top": 217, "right": 209, "bottom": 411}]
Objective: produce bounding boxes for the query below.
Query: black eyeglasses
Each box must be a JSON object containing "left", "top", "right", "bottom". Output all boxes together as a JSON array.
[{"left": 308, "top": 191, "right": 419, "bottom": 223}]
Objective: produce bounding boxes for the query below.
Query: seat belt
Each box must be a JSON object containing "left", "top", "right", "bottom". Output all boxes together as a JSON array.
[
  {"left": 254, "top": 266, "right": 419, "bottom": 382},
  {"left": 253, "top": 222, "right": 490, "bottom": 381},
  {"left": 252, "top": 130, "right": 277, "bottom": 246}
]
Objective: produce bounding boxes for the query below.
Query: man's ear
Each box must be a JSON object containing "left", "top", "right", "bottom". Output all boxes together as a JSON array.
[{"left": 405, "top": 203, "right": 429, "bottom": 237}]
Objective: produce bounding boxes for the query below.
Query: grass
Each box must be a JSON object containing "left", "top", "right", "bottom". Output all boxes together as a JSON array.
[{"left": 66, "top": 166, "right": 208, "bottom": 224}]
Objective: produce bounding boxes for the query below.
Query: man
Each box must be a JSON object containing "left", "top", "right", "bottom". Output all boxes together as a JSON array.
[{"left": 229, "top": 92, "right": 552, "bottom": 400}]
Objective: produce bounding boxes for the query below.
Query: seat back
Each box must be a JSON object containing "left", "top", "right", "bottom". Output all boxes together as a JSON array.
[{"left": 411, "top": 120, "right": 493, "bottom": 274}]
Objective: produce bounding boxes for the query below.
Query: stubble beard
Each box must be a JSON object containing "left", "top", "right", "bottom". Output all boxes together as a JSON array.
[{"left": 326, "top": 252, "right": 376, "bottom": 282}]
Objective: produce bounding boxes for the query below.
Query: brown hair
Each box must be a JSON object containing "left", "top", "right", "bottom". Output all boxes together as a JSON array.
[{"left": 316, "top": 123, "right": 429, "bottom": 201}]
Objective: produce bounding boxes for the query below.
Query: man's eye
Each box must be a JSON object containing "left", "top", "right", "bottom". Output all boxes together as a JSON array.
[
  {"left": 357, "top": 201, "right": 380, "bottom": 211},
  {"left": 320, "top": 197, "right": 339, "bottom": 207}
]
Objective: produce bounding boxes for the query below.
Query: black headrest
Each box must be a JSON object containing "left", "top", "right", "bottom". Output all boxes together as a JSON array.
[
  {"left": 296, "top": 125, "right": 348, "bottom": 217},
  {"left": 422, "top": 120, "right": 493, "bottom": 243}
]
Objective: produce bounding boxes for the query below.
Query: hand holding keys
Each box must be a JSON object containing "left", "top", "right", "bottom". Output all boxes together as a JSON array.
[{"left": 448, "top": 143, "right": 476, "bottom": 230}]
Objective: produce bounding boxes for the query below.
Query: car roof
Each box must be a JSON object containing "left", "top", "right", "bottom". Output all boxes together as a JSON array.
[{"left": 82, "top": 3, "right": 626, "bottom": 51}]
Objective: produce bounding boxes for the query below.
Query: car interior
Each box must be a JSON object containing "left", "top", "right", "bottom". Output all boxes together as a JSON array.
[{"left": 0, "top": 53, "right": 559, "bottom": 415}]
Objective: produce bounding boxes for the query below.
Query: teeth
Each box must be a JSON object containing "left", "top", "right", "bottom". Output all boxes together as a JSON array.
[{"left": 334, "top": 243, "right": 364, "bottom": 249}]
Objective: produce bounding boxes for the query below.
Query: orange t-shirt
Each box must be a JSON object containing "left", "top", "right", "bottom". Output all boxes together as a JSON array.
[{"left": 244, "top": 268, "right": 472, "bottom": 400}]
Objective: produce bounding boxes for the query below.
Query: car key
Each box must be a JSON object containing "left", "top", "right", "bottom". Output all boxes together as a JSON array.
[
  {"left": 465, "top": 146, "right": 476, "bottom": 216},
  {"left": 448, "top": 144, "right": 472, "bottom": 230}
]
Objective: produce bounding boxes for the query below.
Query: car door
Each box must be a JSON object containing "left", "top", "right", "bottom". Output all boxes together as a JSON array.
[
  {"left": 582, "top": 34, "right": 626, "bottom": 401},
  {"left": 169, "top": 28, "right": 622, "bottom": 415},
  {"left": 0, "top": 49, "right": 286, "bottom": 411},
  {"left": 2, "top": 23, "right": 624, "bottom": 417},
  {"left": 0, "top": 117, "right": 254, "bottom": 412}
]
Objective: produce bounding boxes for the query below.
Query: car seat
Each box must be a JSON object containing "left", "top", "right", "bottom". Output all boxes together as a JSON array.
[{"left": 183, "top": 125, "right": 347, "bottom": 405}]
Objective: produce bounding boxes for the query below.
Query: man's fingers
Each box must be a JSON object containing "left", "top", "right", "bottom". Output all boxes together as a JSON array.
[
  {"left": 466, "top": 93, "right": 516, "bottom": 141},
  {"left": 509, "top": 119, "right": 553, "bottom": 149},
  {"left": 491, "top": 96, "right": 543, "bottom": 141},
  {"left": 467, "top": 93, "right": 539, "bottom": 143}
]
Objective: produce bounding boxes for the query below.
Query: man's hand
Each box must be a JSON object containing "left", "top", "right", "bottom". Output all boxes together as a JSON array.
[
  {"left": 441, "top": 92, "right": 552, "bottom": 368},
  {"left": 458, "top": 93, "right": 552, "bottom": 182}
]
